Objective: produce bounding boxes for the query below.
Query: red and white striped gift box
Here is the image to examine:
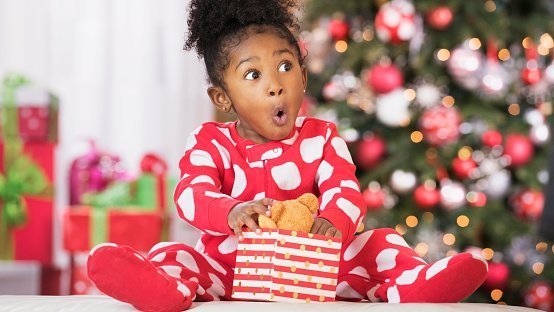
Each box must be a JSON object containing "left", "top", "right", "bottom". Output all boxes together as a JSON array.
[{"left": 232, "top": 229, "right": 342, "bottom": 303}]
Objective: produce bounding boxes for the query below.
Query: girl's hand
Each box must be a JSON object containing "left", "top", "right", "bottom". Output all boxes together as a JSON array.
[
  {"left": 228, "top": 198, "right": 274, "bottom": 240},
  {"left": 311, "top": 217, "right": 342, "bottom": 238}
]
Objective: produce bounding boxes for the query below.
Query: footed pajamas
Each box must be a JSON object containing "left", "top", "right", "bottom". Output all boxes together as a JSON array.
[{"left": 88, "top": 117, "right": 488, "bottom": 312}]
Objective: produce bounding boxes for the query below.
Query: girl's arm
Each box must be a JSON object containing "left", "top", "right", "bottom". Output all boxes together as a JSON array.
[
  {"left": 315, "top": 122, "right": 367, "bottom": 245},
  {"left": 174, "top": 126, "right": 242, "bottom": 235}
]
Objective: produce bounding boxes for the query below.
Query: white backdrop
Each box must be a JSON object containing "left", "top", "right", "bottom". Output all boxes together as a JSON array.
[{"left": 0, "top": 0, "right": 209, "bottom": 278}]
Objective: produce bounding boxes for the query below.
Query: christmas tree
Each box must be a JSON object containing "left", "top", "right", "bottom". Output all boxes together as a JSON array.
[{"left": 300, "top": 0, "right": 554, "bottom": 308}]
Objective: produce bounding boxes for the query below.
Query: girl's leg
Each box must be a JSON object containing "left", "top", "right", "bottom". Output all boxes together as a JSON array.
[
  {"left": 337, "top": 228, "right": 488, "bottom": 303},
  {"left": 88, "top": 242, "right": 233, "bottom": 312},
  {"left": 146, "top": 242, "right": 234, "bottom": 301}
]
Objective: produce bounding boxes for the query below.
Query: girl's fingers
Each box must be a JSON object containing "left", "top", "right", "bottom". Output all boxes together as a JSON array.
[
  {"left": 334, "top": 230, "right": 343, "bottom": 238},
  {"left": 259, "top": 198, "right": 276, "bottom": 207},
  {"left": 243, "top": 216, "right": 261, "bottom": 234},
  {"left": 252, "top": 203, "right": 270, "bottom": 217},
  {"left": 311, "top": 219, "right": 323, "bottom": 234},
  {"left": 232, "top": 221, "right": 244, "bottom": 240},
  {"left": 325, "top": 227, "right": 337, "bottom": 238}
]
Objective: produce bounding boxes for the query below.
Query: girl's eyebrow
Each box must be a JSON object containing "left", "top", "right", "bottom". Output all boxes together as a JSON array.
[
  {"left": 235, "top": 56, "right": 259, "bottom": 71},
  {"left": 273, "top": 48, "right": 294, "bottom": 57},
  {"left": 234, "top": 48, "right": 294, "bottom": 71}
]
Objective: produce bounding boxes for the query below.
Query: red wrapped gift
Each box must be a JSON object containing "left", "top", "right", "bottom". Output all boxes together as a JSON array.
[
  {"left": 63, "top": 206, "right": 163, "bottom": 252},
  {"left": 0, "top": 142, "right": 55, "bottom": 264},
  {"left": 14, "top": 86, "right": 58, "bottom": 143},
  {"left": 232, "top": 229, "right": 342, "bottom": 303}
]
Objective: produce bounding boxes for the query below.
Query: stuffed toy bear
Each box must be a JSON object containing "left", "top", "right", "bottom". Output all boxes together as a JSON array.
[{"left": 258, "top": 193, "right": 318, "bottom": 233}]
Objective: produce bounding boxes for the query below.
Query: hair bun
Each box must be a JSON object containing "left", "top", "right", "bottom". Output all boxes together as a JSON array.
[{"left": 185, "top": 0, "right": 298, "bottom": 58}]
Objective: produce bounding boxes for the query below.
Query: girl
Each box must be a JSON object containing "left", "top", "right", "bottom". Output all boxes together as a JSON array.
[{"left": 87, "top": 0, "right": 488, "bottom": 311}]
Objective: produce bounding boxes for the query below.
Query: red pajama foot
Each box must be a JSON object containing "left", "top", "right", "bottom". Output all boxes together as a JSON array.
[
  {"left": 87, "top": 243, "right": 198, "bottom": 312},
  {"left": 378, "top": 252, "right": 488, "bottom": 303}
]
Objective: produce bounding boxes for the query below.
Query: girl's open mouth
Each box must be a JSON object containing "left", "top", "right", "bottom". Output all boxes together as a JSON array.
[{"left": 272, "top": 106, "right": 288, "bottom": 126}]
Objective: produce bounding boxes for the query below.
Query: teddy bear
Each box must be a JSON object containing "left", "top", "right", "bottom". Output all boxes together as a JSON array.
[{"left": 258, "top": 193, "right": 318, "bottom": 233}]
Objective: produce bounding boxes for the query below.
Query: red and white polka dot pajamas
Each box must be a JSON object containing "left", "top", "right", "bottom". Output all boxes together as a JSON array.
[{"left": 88, "top": 117, "right": 488, "bottom": 312}]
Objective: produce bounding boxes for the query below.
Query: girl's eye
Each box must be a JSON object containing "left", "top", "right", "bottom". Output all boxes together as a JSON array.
[
  {"left": 278, "top": 62, "right": 292, "bottom": 72},
  {"left": 245, "top": 70, "right": 260, "bottom": 80}
]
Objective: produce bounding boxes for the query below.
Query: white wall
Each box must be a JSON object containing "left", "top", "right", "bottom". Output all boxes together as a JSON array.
[{"left": 0, "top": 0, "right": 209, "bottom": 279}]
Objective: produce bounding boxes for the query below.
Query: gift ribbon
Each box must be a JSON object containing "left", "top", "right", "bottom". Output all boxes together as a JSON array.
[
  {"left": 140, "top": 153, "right": 167, "bottom": 212},
  {"left": 0, "top": 74, "right": 49, "bottom": 260},
  {"left": 90, "top": 207, "right": 108, "bottom": 247}
]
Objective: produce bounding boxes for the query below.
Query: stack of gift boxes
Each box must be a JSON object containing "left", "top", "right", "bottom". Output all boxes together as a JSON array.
[
  {"left": 63, "top": 149, "right": 171, "bottom": 294},
  {"left": 0, "top": 75, "right": 59, "bottom": 294}
]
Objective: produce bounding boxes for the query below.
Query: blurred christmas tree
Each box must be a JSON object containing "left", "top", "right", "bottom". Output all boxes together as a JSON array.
[{"left": 300, "top": 0, "right": 554, "bottom": 308}]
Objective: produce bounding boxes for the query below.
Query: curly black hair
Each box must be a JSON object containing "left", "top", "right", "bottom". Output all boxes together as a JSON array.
[{"left": 184, "top": 0, "right": 303, "bottom": 88}]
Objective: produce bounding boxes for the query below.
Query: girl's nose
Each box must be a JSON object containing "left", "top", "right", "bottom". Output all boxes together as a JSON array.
[{"left": 268, "top": 87, "right": 283, "bottom": 96}]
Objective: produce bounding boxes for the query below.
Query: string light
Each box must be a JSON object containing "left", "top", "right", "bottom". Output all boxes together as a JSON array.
[
  {"left": 457, "top": 215, "right": 470, "bottom": 227},
  {"left": 482, "top": 248, "right": 494, "bottom": 260},
  {"left": 404, "top": 88, "right": 416, "bottom": 101},
  {"left": 443, "top": 233, "right": 456, "bottom": 245},
  {"left": 484, "top": 0, "right": 496, "bottom": 12},
  {"left": 442, "top": 95, "right": 455, "bottom": 107},
  {"left": 335, "top": 40, "right": 348, "bottom": 53},
  {"left": 422, "top": 212, "right": 434, "bottom": 223},
  {"left": 411, "top": 131, "right": 423, "bottom": 143},
  {"left": 395, "top": 224, "right": 407, "bottom": 235},
  {"left": 536, "top": 242, "right": 548, "bottom": 253},
  {"left": 446, "top": 250, "right": 458, "bottom": 257},
  {"left": 538, "top": 45, "right": 549, "bottom": 56},
  {"left": 491, "top": 289, "right": 503, "bottom": 301},
  {"left": 415, "top": 243, "right": 429, "bottom": 257},
  {"left": 540, "top": 33, "right": 554, "bottom": 48},
  {"left": 498, "top": 49, "right": 510, "bottom": 61},
  {"left": 406, "top": 216, "right": 419, "bottom": 227},
  {"left": 362, "top": 29, "right": 374, "bottom": 41},
  {"left": 522, "top": 37, "right": 532, "bottom": 49},
  {"left": 458, "top": 146, "right": 472, "bottom": 160},
  {"left": 532, "top": 262, "right": 544, "bottom": 275},
  {"left": 468, "top": 38, "right": 482, "bottom": 50},
  {"left": 508, "top": 103, "right": 520, "bottom": 115},
  {"left": 437, "top": 49, "right": 451, "bottom": 61}
]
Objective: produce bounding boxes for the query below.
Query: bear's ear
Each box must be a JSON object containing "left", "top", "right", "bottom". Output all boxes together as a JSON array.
[
  {"left": 297, "top": 193, "right": 319, "bottom": 214},
  {"left": 271, "top": 202, "right": 284, "bottom": 222}
]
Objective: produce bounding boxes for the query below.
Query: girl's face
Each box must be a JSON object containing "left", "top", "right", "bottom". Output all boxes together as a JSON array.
[{"left": 209, "top": 31, "right": 307, "bottom": 144}]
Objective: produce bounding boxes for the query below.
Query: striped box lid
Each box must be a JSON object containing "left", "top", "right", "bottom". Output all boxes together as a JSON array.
[{"left": 232, "top": 229, "right": 342, "bottom": 303}]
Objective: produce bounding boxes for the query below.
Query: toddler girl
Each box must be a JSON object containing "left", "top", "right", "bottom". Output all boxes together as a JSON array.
[{"left": 87, "top": 0, "right": 488, "bottom": 311}]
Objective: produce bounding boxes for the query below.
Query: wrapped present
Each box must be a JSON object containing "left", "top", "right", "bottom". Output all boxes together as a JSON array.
[
  {"left": 232, "top": 229, "right": 342, "bottom": 303},
  {"left": 0, "top": 142, "right": 55, "bottom": 263},
  {"left": 0, "top": 75, "right": 54, "bottom": 261},
  {"left": 63, "top": 206, "right": 163, "bottom": 252},
  {"left": 0, "top": 75, "right": 58, "bottom": 142},
  {"left": 69, "top": 141, "right": 128, "bottom": 205}
]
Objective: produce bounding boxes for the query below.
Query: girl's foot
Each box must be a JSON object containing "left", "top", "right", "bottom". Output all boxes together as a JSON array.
[{"left": 87, "top": 243, "right": 198, "bottom": 312}]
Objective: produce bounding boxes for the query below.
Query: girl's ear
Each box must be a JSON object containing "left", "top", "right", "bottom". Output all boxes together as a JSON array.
[
  {"left": 301, "top": 65, "right": 308, "bottom": 92},
  {"left": 207, "top": 86, "right": 232, "bottom": 112}
]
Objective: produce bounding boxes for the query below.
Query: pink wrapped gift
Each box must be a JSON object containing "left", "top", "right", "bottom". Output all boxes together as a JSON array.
[{"left": 232, "top": 229, "right": 342, "bottom": 303}]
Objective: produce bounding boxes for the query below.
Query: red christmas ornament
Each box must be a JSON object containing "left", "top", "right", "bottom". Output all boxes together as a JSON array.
[
  {"left": 426, "top": 6, "right": 454, "bottom": 30},
  {"left": 482, "top": 130, "right": 503, "bottom": 147},
  {"left": 414, "top": 183, "right": 441, "bottom": 210},
  {"left": 328, "top": 19, "right": 350, "bottom": 41},
  {"left": 524, "top": 281, "right": 554, "bottom": 311},
  {"left": 484, "top": 262, "right": 510, "bottom": 290},
  {"left": 467, "top": 191, "right": 487, "bottom": 207},
  {"left": 504, "top": 134, "right": 534, "bottom": 167},
  {"left": 363, "top": 186, "right": 385, "bottom": 211},
  {"left": 419, "top": 106, "right": 462, "bottom": 146},
  {"left": 355, "top": 135, "right": 386, "bottom": 170},
  {"left": 521, "top": 43, "right": 543, "bottom": 86},
  {"left": 521, "top": 68, "right": 542, "bottom": 85},
  {"left": 452, "top": 157, "right": 477, "bottom": 180},
  {"left": 366, "top": 63, "right": 404, "bottom": 94},
  {"left": 374, "top": 0, "right": 416, "bottom": 44},
  {"left": 511, "top": 189, "right": 544, "bottom": 221}
]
